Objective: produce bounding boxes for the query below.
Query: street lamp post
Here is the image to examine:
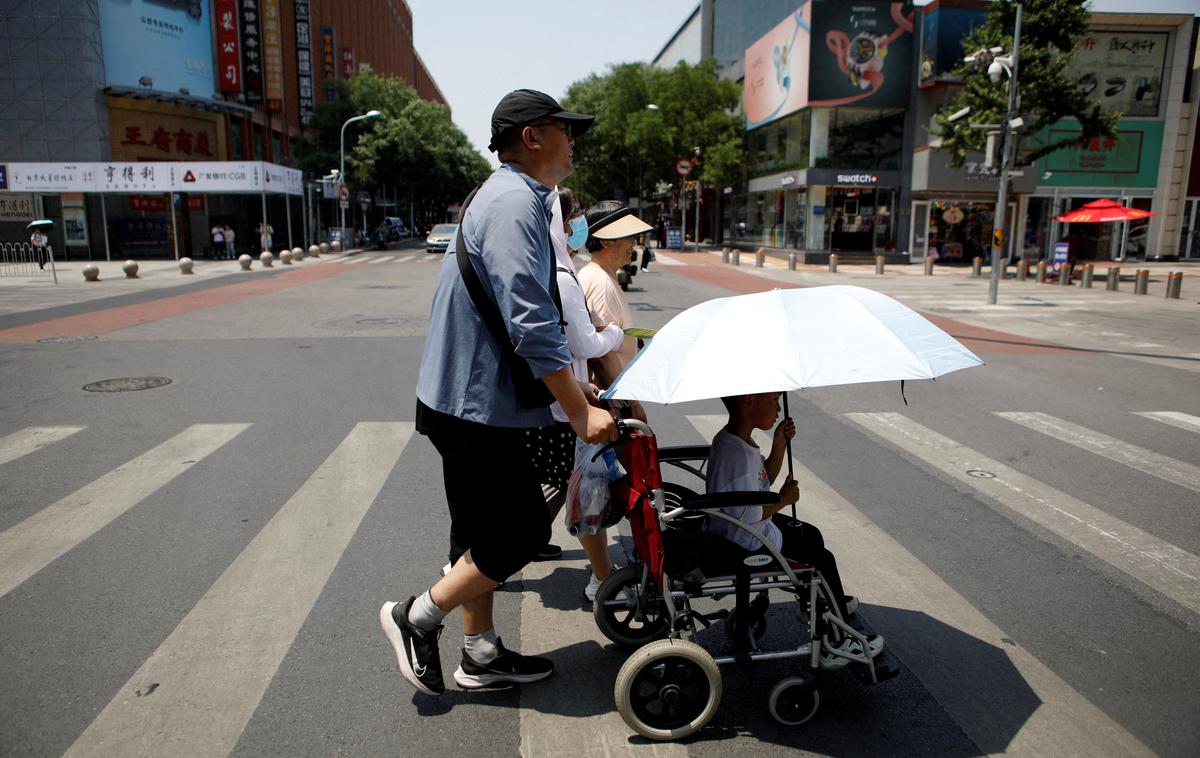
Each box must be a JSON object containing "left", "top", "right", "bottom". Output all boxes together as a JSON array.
[
  {"left": 339, "top": 110, "right": 382, "bottom": 244},
  {"left": 985, "top": 4, "right": 1022, "bottom": 306},
  {"left": 639, "top": 104, "right": 659, "bottom": 218}
]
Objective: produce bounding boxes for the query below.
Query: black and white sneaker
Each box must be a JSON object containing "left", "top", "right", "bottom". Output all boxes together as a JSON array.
[
  {"left": 452, "top": 638, "right": 554, "bottom": 690},
  {"left": 380, "top": 597, "right": 445, "bottom": 695}
]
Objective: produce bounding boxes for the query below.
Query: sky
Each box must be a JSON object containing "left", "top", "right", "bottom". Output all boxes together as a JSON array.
[{"left": 408, "top": 0, "right": 699, "bottom": 166}]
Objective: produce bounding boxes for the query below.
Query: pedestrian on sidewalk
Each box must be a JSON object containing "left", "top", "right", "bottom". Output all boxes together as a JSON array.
[
  {"left": 29, "top": 228, "right": 49, "bottom": 270},
  {"left": 210, "top": 222, "right": 224, "bottom": 260},
  {"left": 258, "top": 221, "right": 273, "bottom": 253},
  {"left": 379, "top": 89, "right": 616, "bottom": 696},
  {"left": 224, "top": 225, "right": 236, "bottom": 259}
]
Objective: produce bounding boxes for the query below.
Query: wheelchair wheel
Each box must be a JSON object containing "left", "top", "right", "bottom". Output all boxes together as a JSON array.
[
  {"left": 768, "top": 676, "right": 820, "bottom": 726},
  {"left": 615, "top": 638, "right": 722, "bottom": 741},
  {"left": 593, "top": 565, "right": 669, "bottom": 649}
]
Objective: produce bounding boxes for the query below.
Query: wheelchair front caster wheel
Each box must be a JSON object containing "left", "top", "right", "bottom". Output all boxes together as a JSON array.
[
  {"left": 768, "top": 676, "right": 820, "bottom": 726},
  {"left": 615, "top": 638, "right": 722, "bottom": 741},
  {"left": 594, "top": 565, "right": 669, "bottom": 649}
]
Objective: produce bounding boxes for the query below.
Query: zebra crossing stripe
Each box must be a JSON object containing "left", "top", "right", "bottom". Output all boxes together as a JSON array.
[
  {"left": 64, "top": 422, "right": 413, "bottom": 758},
  {"left": 687, "top": 415, "right": 1151, "bottom": 756},
  {"left": 0, "top": 424, "right": 250, "bottom": 598},
  {"left": 0, "top": 426, "right": 84, "bottom": 466},
  {"left": 1136, "top": 412, "right": 1200, "bottom": 435},
  {"left": 845, "top": 413, "right": 1200, "bottom": 617},
  {"left": 996, "top": 412, "right": 1200, "bottom": 494},
  {"left": 366, "top": 256, "right": 390, "bottom": 264}
]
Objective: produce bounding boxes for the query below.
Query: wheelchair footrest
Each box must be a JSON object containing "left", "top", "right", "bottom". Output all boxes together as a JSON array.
[{"left": 848, "top": 647, "right": 900, "bottom": 685}]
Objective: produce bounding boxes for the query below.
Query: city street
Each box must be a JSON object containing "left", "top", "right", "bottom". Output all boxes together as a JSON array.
[{"left": 1, "top": 245, "right": 1198, "bottom": 757}]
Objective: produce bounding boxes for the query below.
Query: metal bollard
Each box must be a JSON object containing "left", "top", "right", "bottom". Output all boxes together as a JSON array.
[
  {"left": 755, "top": 248, "right": 766, "bottom": 268},
  {"left": 1165, "top": 271, "right": 1183, "bottom": 299},
  {"left": 972, "top": 257, "right": 983, "bottom": 277},
  {"left": 1106, "top": 266, "right": 1120, "bottom": 291},
  {"left": 1016, "top": 258, "right": 1028, "bottom": 281},
  {"left": 875, "top": 255, "right": 885, "bottom": 275},
  {"left": 1058, "top": 263, "right": 1073, "bottom": 285},
  {"left": 722, "top": 248, "right": 730, "bottom": 264},
  {"left": 732, "top": 250, "right": 741, "bottom": 266},
  {"left": 1081, "top": 263, "right": 1093, "bottom": 288},
  {"left": 924, "top": 256, "right": 934, "bottom": 275},
  {"left": 788, "top": 252, "right": 797, "bottom": 271},
  {"left": 1134, "top": 269, "right": 1149, "bottom": 295},
  {"left": 1036, "top": 261, "right": 1047, "bottom": 283},
  {"left": 829, "top": 254, "right": 838, "bottom": 273}
]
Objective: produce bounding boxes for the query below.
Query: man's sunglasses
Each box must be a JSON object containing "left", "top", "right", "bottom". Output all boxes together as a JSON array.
[{"left": 527, "top": 120, "right": 572, "bottom": 139}]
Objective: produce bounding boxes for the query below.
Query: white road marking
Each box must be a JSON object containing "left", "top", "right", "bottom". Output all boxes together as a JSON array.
[
  {"left": 393, "top": 255, "right": 416, "bottom": 263},
  {"left": 64, "top": 422, "right": 413, "bottom": 758},
  {"left": 689, "top": 414, "right": 1153, "bottom": 756},
  {"left": 996, "top": 412, "right": 1200, "bottom": 493},
  {"left": 1136, "top": 412, "right": 1200, "bottom": 436},
  {"left": 0, "top": 425, "right": 84, "bottom": 466},
  {"left": 0, "top": 424, "right": 250, "bottom": 598},
  {"left": 845, "top": 413, "right": 1200, "bottom": 617},
  {"left": 366, "top": 256, "right": 390, "bottom": 264},
  {"left": 649, "top": 254, "right": 685, "bottom": 267}
]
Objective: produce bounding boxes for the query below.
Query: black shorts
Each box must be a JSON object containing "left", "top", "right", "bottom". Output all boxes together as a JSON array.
[{"left": 417, "top": 401, "right": 551, "bottom": 582}]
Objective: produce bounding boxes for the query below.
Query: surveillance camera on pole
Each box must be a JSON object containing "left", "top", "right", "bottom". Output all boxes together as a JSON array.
[{"left": 947, "top": 106, "right": 972, "bottom": 123}]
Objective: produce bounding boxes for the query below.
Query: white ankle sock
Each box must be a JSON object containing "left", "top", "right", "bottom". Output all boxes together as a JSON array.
[
  {"left": 407, "top": 590, "right": 447, "bottom": 631},
  {"left": 464, "top": 628, "right": 500, "bottom": 664}
]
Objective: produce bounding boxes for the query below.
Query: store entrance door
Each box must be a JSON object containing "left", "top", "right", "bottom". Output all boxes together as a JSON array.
[{"left": 827, "top": 187, "right": 876, "bottom": 253}]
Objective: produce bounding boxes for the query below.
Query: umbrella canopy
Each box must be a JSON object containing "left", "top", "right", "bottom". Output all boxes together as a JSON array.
[
  {"left": 25, "top": 219, "right": 54, "bottom": 229},
  {"left": 1054, "top": 199, "right": 1156, "bottom": 224},
  {"left": 603, "top": 285, "right": 982, "bottom": 404}
]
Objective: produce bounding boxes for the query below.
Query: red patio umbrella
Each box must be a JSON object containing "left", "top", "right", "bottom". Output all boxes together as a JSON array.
[{"left": 1054, "top": 199, "right": 1157, "bottom": 223}]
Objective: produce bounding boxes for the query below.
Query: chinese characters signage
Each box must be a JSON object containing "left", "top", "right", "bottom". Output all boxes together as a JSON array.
[
  {"left": 295, "top": 1, "right": 314, "bottom": 124},
  {"left": 1035, "top": 119, "right": 1164, "bottom": 188},
  {"left": 2, "top": 164, "right": 96, "bottom": 193},
  {"left": 97, "top": 163, "right": 175, "bottom": 192},
  {"left": 261, "top": 0, "right": 285, "bottom": 113},
  {"left": 0, "top": 194, "right": 37, "bottom": 221},
  {"left": 216, "top": 0, "right": 242, "bottom": 93},
  {"left": 109, "top": 107, "right": 219, "bottom": 162},
  {"left": 341, "top": 48, "right": 355, "bottom": 78},
  {"left": 1066, "top": 32, "right": 1168, "bottom": 118},
  {"left": 0, "top": 162, "right": 303, "bottom": 196},
  {"left": 321, "top": 26, "right": 336, "bottom": 101},
  {"left": 239, "top": 0, "right": 264, "bottom": 104},
  {"left": 128, "top": 195, "right": 205, "bottom": 212}
]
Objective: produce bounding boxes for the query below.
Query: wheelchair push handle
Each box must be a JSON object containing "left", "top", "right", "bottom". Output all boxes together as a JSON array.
[{"left": 590, "top": 418, "right": 654, "bottom": 462}]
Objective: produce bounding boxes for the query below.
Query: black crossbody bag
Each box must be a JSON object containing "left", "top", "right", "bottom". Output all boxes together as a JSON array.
[{"left": 454, "top": 185, "right": 564, "bottom": 409}]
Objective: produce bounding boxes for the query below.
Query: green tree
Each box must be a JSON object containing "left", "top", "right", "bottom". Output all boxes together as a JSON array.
[
  {"left": 933, "top": 0, "right": 1118, "bottom": 167},
  {"left": 561, "top": 60, "right": 744, "bottom": 205}
]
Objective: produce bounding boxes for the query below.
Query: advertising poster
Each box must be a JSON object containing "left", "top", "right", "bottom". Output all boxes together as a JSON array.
[
  {"left": 295, "top": 1, "right": 315, "bottom": 124},
  {"left": 1066, "top": 32, "right": 1167, "bottom": 118},
  {"left": 98, "top": 0, "right": 214, "bottom": 97},
  {"left": 63, "top": 207, "right": 89, "bottom": 247},
  {"left": 1035, "top": 119, "right": 1164, "bottom": 188},
  {"left": 216, "top": 0, "right": 241, "bottom": 93},
  {"left": 808, "top": 0, "right": 914, "bottom": 107},
  {"left": 239, "top": 0, "right": 264, "bottom": 104},
  {"left": 744, "top": 3, "right": 812, "bottom": 129},
  {"left": 261, "top": 0, "right": 284, "bottom": 113}
]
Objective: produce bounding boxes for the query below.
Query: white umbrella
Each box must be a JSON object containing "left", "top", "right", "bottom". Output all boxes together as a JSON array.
[{"left": 603, "top": 285, "right": 982, "bottom": 405}]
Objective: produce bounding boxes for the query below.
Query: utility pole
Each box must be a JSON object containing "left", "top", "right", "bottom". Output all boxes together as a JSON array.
[{"left": 987, "top": 3, "right": 1022, "bottom": 306}]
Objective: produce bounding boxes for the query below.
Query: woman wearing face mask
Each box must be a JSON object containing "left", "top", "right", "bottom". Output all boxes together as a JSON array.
[{"left": 540, "top": 187, "right": 627, "bottom": 602}]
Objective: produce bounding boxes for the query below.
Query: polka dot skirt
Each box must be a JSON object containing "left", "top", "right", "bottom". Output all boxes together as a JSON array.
[{"left": 525, "top": 422, "right": 577, "bottom": 490}]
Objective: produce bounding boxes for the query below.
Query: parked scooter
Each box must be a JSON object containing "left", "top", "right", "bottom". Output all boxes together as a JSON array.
[{"left": 374, "top": 227, "right": 388, "bottom": 250}]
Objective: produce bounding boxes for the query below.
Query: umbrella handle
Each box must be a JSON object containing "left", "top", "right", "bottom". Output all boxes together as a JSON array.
[{"left": 783, "top": 393, "right": 795, "bottom": 519}]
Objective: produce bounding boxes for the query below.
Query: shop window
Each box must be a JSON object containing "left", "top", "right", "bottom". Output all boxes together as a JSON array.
[
  {"left": 817, "top": 109, "right": 903, "bottom": 170},
  {"left": 253, "top": 127, "right": 264, "bottom": 160},
  {"left": 231, "top": 120, "right": 245, "bottom": 160},
  {"left": 272, "top": 132, "right": 282, "bottom": 164}
]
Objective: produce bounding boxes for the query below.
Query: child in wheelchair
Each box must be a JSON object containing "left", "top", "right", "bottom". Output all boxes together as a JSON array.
[{"left": 708, "top": 392, "right": 883, "bottom": 668}]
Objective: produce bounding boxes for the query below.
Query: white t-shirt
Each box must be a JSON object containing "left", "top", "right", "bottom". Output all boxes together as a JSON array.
[
  {"left": 577, "top": 261, "right": 637, "bottom": 364},
  {"left": 704, "top": 427, "right": 783, "bottom": 552},
  {"left": 211, "top": 225, "right": 224, "bottom": 243}
]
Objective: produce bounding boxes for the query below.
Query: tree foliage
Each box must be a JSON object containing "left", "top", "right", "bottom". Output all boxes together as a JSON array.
[
  {"left": 293, "top": 70, "right": 490, "bottom": 218},
  {"left": 561, "top": 60, "right": 744, "bottom": 205},
  {"left": 933, "top": 0, "right": 1119, "bottom": 167}
]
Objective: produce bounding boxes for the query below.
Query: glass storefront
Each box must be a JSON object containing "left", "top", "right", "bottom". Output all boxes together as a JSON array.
[
  {"left": 727, "top": 184, "right": 896, "bottom": 253},
  {"left": 825, "top": 186, "right": 897, "bottom": 253},
  {"left": 912, "top": 199, "right": 1016, "bottom": 263},
  {"left": 1025, "top": 193, "right": 1155, "bottom": 262},
  {"left": 1181, "top": 199, "right": 1200, "bottom": 259}
]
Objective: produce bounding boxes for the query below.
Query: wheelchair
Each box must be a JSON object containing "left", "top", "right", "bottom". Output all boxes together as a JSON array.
[{"left": 591, "top": 419, "right": 899, "bottom": 741}]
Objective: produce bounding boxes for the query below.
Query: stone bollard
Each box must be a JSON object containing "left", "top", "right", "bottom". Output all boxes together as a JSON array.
[
  {"left": 238, "top": 254, "right": 253, "bottom": 270},
  {"left": 1081, "top": 263, "right": 1093, "bottom": 288},
  {"left": 1059, "top": 263, "right": 1073, "bottom": 286},
  {"left": 755, "top": 248, "right": 766, "bottom": 268},
  {"left": 82, "top": 264, "right": 100, "bottom": 282},
  {"left": 721, "top": 248, "right": 730, "bottom": 264},
  {"left": 178, "top": 257, "right": 194, "bottom": 275},
  {"left": 122, "top": 260, "right": 139, "bottom": 278},
  {"left": 1106, "top": 266, "right": 1120, "bottom": 291},
  {"left": 924, "top": 256, "right": 935, "bottom": 276},
  {"left": 1134, "top": 269, "right": 1149, "bottom": 295},
  {"left": 291, "top": 246, "right": 304, "bottom": 262},
  {"left": 788, "top": 252, "right": 797, "bottom": 271},
  {"left": 1000, "top": 258, "right": 1010, "bottom": 279},
  {"left": 829, "top": 253, "right": 838, "bottom": 273},
  {"left": 875, "top": 255, "right": 885, "bottom": 275},
  {"left": 1016, "top": 258, "right": 1028, "bottom": 281},
  {"left": 972, "top": 257, "right": 983, "bottom": 278},
  {"left": 309, "top": 244, "right": 320, "bottom": 258},
  {"left": 1036, "top": 261, "right": 1048, "bottom": 283},
  {"left": 732, "top": 250, "right": 741, "bottom": 266},
  {"left": 330, "top": 241, "right": 342, "bottom": 253},
  {"left": 1165, "top": 271, "right": 1183, "bottom": 299},
  {"left": 279, "top": 250, "right": 293, "bottom": 265},
  {"left": 319, "top": 242, "right": 330, "bottom": 255},
  {"left": 260, "top": 251, "right": 275, "bottom": 267}
]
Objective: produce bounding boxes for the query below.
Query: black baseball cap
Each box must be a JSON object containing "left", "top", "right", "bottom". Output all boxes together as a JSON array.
[{"left": 488, "top": 89, "right": 595, "bottom": 152}]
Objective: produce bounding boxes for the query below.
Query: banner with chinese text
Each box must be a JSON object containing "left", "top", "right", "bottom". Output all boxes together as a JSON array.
[
  {"left": 239, "top": 0, "right": 264, "bottom": 104},
  {"left": 216, "top": 0, "right": 242, "bottom": 93},
  {"left": 295, "top": 0, "right": 314, "bottom": 123},
  {"left": 261, "top": 0, "right": 285, "bottom": 113}
]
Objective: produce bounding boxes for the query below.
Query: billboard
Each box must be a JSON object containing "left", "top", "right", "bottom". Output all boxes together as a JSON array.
[
  {"left": 1066, "top": 32, "right": 1168, "bottom": 118},
  {"left": 99, "top": 0, "right": 214, "bottom": 98},
  {"left": 1033, "top": 119, "right": 1164, "bottom": 188},
  {"left": 744, "top": 1, "right": 914, "bottom": 129},
  {"left": 918, "top": 3, "right": 987, "bottom": 86}
]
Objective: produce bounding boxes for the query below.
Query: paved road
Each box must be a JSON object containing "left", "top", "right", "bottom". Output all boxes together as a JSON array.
[{"left": 0, "top": 244, "right": 1197, "bottom": 756}]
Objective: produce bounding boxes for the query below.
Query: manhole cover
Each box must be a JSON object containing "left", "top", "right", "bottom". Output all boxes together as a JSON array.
[
  {"left": 966, "top": 469, "right": 997, "bottom": 479},
  {"left": 82, "top": 376, "right": 172, "bottom": 392},
  {"left": 38, "top": 335, "right": 98, "bottom": 343}
]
